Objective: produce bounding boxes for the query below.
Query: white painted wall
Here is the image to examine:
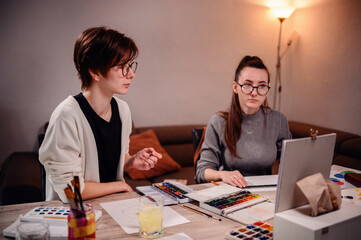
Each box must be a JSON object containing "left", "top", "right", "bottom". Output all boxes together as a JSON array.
[{"left": 0, "top": 0, "right": 360, "bottom": 165}]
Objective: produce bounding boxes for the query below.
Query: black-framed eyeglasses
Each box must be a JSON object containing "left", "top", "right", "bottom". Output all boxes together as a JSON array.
[
  {"left": 121, "top": 61, "right": 138, "bottom": 77},
  {"left": 236, "top": 82, "right": 270, "bottom": 96}
]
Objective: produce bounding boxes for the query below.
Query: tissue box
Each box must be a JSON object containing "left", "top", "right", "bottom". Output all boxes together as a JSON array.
[{"left": 273, "top": 200, "right": 361, "bottom": 240}]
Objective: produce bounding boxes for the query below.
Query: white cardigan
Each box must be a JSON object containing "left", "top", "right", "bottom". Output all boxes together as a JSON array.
[{"left": 39, "top": 95, "right": 132, "bottom": 202}]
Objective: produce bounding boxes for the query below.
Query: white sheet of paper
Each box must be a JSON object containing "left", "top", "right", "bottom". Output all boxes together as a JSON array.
[
  {"left": 227, "top": 201, "right": 275, "bottom": 225},
  {"left": 341, "top": 188, "right": 361, "bottom": 206},
  {"left": 244, "top": 175, "right": 278, "bottom": 186},
  {"left": 100, "top": 198, "right": 190, "bottom": 234},
  {"left": 329, "top": 170, "right": 360, "bottom": 189},
  {"left": 185, "top": 184, "right": 240, "bottom": 202},
  {"left": 159, "top": 232, "right": 193, "bottom": 240},
  {"left": 246, "top": 187, "right": 277, "bottom": 192}
]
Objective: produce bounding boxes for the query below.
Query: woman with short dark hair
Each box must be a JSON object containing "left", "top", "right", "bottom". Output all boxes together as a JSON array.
[{"left": 39, "top": 27, "right": 162, "bottom": 202}]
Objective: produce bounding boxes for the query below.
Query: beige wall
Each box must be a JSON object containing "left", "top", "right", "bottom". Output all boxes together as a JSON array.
[
  {"left": 282, "top": 0, "right": 361, "bottom": 134},
  {"left": 0, "top": 0, "right": 360, "bottom": 165}
]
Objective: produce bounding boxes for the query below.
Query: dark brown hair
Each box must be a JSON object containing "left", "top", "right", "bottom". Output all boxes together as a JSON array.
[
  {"left": 219, "top": 56, "right": 270, "bottom": 158},
  {"left": 73, "top": 26, "right": 138, "bottom": 89}
]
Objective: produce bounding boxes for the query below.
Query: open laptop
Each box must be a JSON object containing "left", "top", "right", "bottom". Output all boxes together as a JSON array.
[{"left": 275, "top": 133, "right": 336, "bottom": 213}]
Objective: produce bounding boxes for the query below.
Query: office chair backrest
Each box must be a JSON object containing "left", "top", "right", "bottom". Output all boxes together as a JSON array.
[
  {"left": 38, "top": 122, "right": 49, "bottom": 201},
  {"left": 191, "top": 127, "right": 206, "bottom": 166}
]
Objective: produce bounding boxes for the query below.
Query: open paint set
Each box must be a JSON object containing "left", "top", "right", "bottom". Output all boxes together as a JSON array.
[
  {"left": 153, "top": 182, "right": 190, "bottom": 200},
  {"left": 201, "top": 190, "right": 268, "bottom": 215},
  {"left": 136, "top": 181, "right": 195, "bottom": 205},
  {"left": 23, "top": 207, "right": 70, "bottom": 221},
  {"left": 225, "top": 221, "right": 273, "bottom": 240}
]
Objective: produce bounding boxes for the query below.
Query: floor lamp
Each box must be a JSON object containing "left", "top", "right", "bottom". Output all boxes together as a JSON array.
[{"left": 271, "top": 7, "right": 295, "bottom": 110}]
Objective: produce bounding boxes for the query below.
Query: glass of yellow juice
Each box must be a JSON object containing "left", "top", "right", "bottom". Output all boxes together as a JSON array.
[{"left": 138, "top": 196, "right": 164, "bottom": 238}]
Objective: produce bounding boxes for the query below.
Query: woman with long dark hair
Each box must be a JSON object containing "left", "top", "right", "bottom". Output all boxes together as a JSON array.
[{"left": 196, "top": 56, "right": 291, "bottom": 187}]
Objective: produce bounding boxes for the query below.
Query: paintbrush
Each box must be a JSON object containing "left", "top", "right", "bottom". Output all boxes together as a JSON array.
[
  {"left": 64, "top": 187, "right": 77, "bottom": 211},
  {"left": 73, "top": 176, "right": 84, "bottom": 212}
]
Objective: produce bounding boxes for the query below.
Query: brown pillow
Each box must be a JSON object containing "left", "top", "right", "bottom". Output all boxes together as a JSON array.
[{"left": 125, "top": 129, "right": 181, "bottom": 180}]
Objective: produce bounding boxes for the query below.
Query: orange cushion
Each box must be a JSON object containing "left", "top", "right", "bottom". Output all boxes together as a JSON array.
[{"left": 125, "top": 129, "right": 181, "bottom": 180}]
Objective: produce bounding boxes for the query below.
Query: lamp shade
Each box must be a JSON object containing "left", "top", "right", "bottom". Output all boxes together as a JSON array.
[{"left": 271, "top": 7, "right": 295, "bottom": 19}]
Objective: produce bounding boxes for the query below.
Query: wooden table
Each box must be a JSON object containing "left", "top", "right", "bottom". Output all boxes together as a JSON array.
[{"left": 0, "top": 183, "right": 276, "bottom": 239}]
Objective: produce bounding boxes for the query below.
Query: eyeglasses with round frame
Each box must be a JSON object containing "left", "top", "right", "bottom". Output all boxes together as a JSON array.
[
  {"left": 121, "top": 61, "right": 138, "bottom": 77},
  {"left": 236, "top": 82, "right": 270, "bottom": 96}
]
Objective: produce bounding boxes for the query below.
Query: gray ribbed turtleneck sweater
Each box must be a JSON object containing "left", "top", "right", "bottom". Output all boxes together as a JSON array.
[{"left": 196, "top": 108, "right": 292, "bottom": 183}]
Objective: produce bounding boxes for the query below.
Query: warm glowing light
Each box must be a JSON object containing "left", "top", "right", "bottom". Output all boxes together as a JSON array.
[{"left": 271, "top": 7, "right": 295, "bottom": 19}]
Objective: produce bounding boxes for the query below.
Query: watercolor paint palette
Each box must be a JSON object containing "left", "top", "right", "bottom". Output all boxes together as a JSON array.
[
  {"left": 153, "top": 182, "right": 189, "bottom": 199},
  {"left": 23, "top": 207, "right": 70, "bottom": 221},
  {"left": 22, "top": 206, "right": 102, "bottom": 222},
  {"left": 201, "top": 190, "right": 268, "bottom": 215},
  {"left": 137, "top": 181, "right": 195, "bottom": 204},
  {"left": 225, "top": 221, "right": 273, "bottom": 240}
]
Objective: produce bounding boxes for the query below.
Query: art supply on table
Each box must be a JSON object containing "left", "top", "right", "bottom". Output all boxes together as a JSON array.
[
  {"left": 2, "top": 207, "right": 102, "bottom": 238},
  {"left": 201, "top": 190, "right": 268, "bottom": 216},
  {"left": 22, "top": 207, "right": 70, "bottom": 222},
  {"left": 211, "top": 181, "right": 220, "bottom": 186},
  {"left": 185, "top": 184, "right": 268, "bottom": 224},
  {"left": 180, "top": 204, "right": 222, "bottom": 221},
  {"left": 226, "top": 202, "right": 275, "bottom": 225},
  {"left": 65, "top": 176, "right": 96, "bottom": 239},
  {"left": 243, "top": 184, "right": 277, "bottom": 189},
  {"left": 21, "top": 206, "right": 101, "bottom": 224},
  {"left": 243, "top": 175, "right": 278, "bottom": 191},
  {"left": 186, "top": 184, "right": 244, "bottom": 202},
  {"left": 153, "top": 182, "right": 192, "bottom": 202},
  {"left": 225, "top": 221, "right": 273, "bottom": 240},
  {"left": 136, "top": 181, "right": 194, "bottom": 204},
  {"left": 344, "top": 173, "right": 361, "bottom": 187}
]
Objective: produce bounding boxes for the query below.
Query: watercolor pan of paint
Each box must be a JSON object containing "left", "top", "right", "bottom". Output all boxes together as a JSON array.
[{"left": 225, "top": 221, "right": 273, "bottom": 240}]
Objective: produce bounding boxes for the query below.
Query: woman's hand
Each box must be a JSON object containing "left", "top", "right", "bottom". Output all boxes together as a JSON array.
[
  {"left": 126, "top": 147, "right": 162, "bottom": 171},
  {"left": 115, "top": 181, "right": 133, "bottom": 192},
  {"left": 219, "top": 170, "right": 247, "bottom": 188}
]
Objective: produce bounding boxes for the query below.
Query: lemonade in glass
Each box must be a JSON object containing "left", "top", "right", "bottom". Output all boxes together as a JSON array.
[{"left": 138, "top": 196, "right": 164, "bottom": 238}]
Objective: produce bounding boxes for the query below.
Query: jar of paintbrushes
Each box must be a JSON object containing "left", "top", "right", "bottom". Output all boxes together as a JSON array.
[{"left": 64, "top": 176, "right": 96, "bottom": 240}]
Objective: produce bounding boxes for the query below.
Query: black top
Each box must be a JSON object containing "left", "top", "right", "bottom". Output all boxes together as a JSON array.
[{"left": 74, "top": 93, "right": 122, "bottom": 183}]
